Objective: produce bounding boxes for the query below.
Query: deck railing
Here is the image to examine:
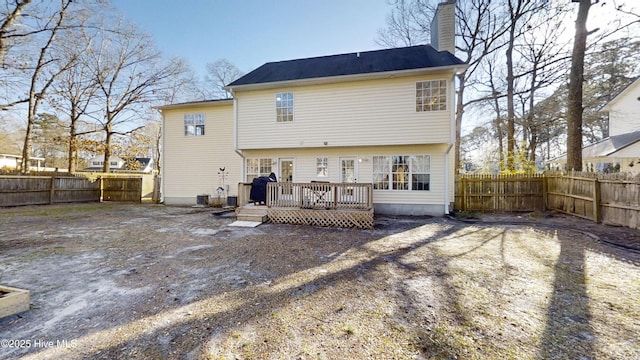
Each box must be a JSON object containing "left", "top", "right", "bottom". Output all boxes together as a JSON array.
[{"left": 266, "top": 182, "right": 372, "bottom": 210}]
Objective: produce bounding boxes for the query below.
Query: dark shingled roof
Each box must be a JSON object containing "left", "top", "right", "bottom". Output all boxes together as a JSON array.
[{"left": 227, "top": 45, "right": 465, "bottom": 87}]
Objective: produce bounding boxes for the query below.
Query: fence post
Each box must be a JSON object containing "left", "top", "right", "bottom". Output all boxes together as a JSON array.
[
  {"left": 461, "top": 176, "right": 467, "bottom": 211},
  {"left": 49, "top": 176, "right": 56, "bottom": 204},
  {"left": 99, "top": 176, "right": 104, "bottom": 202},
  {"left": 542, "top": 175, "right": 548, "bottom": 211},
  {"left": 593, "top": 178, "right": 601, "bottom": 223}
]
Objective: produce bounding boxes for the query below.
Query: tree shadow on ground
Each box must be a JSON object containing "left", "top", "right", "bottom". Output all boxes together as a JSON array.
[{"left": 15, "top": 216, "right": 461, "bottom": 359}]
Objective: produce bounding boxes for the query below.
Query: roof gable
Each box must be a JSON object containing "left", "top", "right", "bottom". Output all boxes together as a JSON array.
[
  {"left": 603, "top": 76, "right": 640, "bottom": 111},
  {"left": 227, "top": 45, "right": 465, "bottom": 88},
  {"left": 583, "top": 130, "right": 640, "bottom": 158}
]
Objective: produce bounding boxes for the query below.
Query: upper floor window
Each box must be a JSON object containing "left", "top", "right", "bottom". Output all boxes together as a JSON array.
[
  {"left": 276, "top": 92, "right": 294, "bottom": 122},
  {"left": 416, "top": 80, "right": 447, "bottom": 112},
  {"left": 184, "top": 113, "right": 205, "bottom": 136}
]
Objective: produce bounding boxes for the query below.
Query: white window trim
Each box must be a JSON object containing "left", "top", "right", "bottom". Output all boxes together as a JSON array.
[
  {"left": 373, "top": 155, "right": 431, "bottom": 191},
  {"left": 184, "top": 113, "right": 205, "bottom": 136},
  {"left": 275, "top": 92, "right": 294, "bottom": 122},
  {"left": 416, "top": 80, "right": 447, "bottom": 112}
]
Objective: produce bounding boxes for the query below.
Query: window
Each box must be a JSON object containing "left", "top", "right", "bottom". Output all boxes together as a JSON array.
[
  {"left": 316, "top": 157, "right": 328, "bottom": 177},
  {"left": 276, "top": 92, "right": 293, "bottom": 122},
  {"left": 416, "top": 80, "right": 447, "bottom": 112},
  {"left": 184, "top": 113, "right": 205, "bottom": 136},
  {"left": 373, "top": 155, "right": 430, "bottom": 191},
  {"left": 391, "top": 156, "right": 409, "bottom": 190},
  {"left": 246, "top": 158, "right": 273, "bottom": 182}
]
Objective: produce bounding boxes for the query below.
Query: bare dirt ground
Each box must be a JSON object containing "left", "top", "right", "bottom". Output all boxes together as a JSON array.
[{"left": 0, "top": 203, "right": 638, "bottom": 360}]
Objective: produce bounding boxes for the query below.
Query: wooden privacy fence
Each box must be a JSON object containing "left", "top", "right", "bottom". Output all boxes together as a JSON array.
[
  {"left": 0, "top": 175, "right": 143, "bottom": 207},
  {"left": 546, "top": 171, "right": 640, "bottom": 229},
  {"left": 455, "top": 174, "right": 545, "bottom": 212},
  {"left": 456, "top": 172, "right": 640, "bottom": 230},
  {"left": 101, "top": 176, "right": 142, "bottom": 202},
  {"left": 0, "top": 175, "right": 100, "bottom": 207}
]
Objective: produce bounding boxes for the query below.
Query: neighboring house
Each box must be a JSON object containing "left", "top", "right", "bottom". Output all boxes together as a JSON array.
[
  {"left": 160, "top": 0, "right": 466, "bottom": 215},
  {"left": 551, "top": 77, "right": 640, "bottom": 173},
  {"left": 603, "top": 77, "right": 640, "bottom": 137},
  {"left": 0, "top": 154, "right": 21, "bottom": 170},
  {"left": 131, "top": 157, "right": 154, "bottom": 173},
  {"left": 82, "top": 156, "right": 154, "bottom": 173},
  {"left": 0, "top": 154, "right": 45, "bottom": 171},
  {"left": 83, "top": 156, "right": 125, "bottom": 172}
]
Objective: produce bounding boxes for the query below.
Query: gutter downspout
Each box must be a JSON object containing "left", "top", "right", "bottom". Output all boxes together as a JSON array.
[
  {"left": 444, "top": 143, "right": 453, "bottom": 215},
  {"left": 444, "top": 71, "right": 458, "bottom": 215},
  {"left": 231, "top": 90, "right": 245, "bottom": 181}
]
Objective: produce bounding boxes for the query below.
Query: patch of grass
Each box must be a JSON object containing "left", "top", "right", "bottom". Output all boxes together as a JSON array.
[
  {"left": 454, "top": 211, "right": 481, "bottom": 219},
  {"left": 344, "top": 324, "right": 356, "bottom": 336}
]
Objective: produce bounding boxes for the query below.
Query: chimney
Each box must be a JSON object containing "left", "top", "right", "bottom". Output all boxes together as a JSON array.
[{"left": 430, "top": 0, "right": 456, "bottom": 54}]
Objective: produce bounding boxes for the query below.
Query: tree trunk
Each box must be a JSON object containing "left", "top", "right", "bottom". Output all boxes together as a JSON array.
[
  {"left": 566, "top": 0, "right": 592, "bottom": 171},
  {"left": 20, "top": 93, "right": 37, "bottom": 173},
  {"left": 506, "top": 22, "right": 516, "bottom": 172},
  {"left": 68, "top": 108, "right": 77, "bottom": 172},
  {"left": 102, "top": 122, "right": 112, "bottom": 173}
]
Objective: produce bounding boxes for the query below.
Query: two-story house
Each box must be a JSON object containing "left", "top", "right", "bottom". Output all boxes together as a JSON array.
[{"left": 160, "top": 0, "right": 466, "bottom": 217}]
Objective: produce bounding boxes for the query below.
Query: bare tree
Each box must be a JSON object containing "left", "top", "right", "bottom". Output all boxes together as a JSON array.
[
  {"left": 49, "top": 26, "right": 103, "bottom": 172},
  {"left": 19, "top": 0, "right": 84, "bottom": 172},
  {"left": 85, "top": 20, "right": 189, "bottom": 172},
  {"left": 515, "top": 4, "right": 572, "bottom": 166},
  {"left": 0, "top": 0, "right": 32, "bottom": 66},
  {"left": 204, "top": 59, "right": 244, "bottom": 99},
  {"left": 375, "top": 0, "right": 430, "bottom": 47},
  {"left": 566, "top": 0, "right": 594, "bottom": 171}
]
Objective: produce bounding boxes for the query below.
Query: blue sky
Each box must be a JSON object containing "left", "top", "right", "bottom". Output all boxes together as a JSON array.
[{"left": 110, "top": 0, "right": 393, "bottom": 78}]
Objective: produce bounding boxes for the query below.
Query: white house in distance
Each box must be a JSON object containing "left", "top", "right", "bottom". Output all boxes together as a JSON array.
[
  {"left": 159, "top": 1, "right": 466, "bottom": 216},
  {"left": 0, "top": 154, "right": 45, "bottom": 171},
  {"left": 551, "top": 77, "right": 640, "bottom": 173}
]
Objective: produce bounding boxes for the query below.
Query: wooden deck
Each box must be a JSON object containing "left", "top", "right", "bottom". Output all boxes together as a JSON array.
[{"left": 236, "top": 182, "right": 374, "bottom": 229}]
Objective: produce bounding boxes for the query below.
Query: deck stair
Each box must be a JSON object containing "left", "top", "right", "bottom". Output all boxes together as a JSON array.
[{"left": 235, "top": 204, "right": 268, "bottom": 223}]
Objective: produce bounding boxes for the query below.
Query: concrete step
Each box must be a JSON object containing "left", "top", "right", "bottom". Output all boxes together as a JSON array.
[{"left": 236, "top": 214, "right": 268, "bottom": 222}]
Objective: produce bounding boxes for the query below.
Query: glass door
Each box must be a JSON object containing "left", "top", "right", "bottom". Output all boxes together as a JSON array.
[
  {"left": 279, "top": 158, "right": 294, "bottom": 200},
  {"left": 340, "top": 157, "right": 357, "bottom": 201},
  {"left": 340, "top": 157, "right": 357, "bottom": 183}
]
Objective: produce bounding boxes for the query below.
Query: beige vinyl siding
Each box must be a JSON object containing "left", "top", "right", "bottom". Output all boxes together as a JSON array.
[
  {"left": 162, "top": 103, "right": 242, "bottom": 204},
  {"left": 236, "top": 73, "right": 452, "bottom": 150},
  {"left": 242, "top": 144, "right": 449, "bottom": 206}
]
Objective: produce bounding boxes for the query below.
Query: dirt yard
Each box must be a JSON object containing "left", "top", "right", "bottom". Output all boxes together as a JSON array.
[{"left": 0, "top": 203, "right": 639, "bottom": 360}]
